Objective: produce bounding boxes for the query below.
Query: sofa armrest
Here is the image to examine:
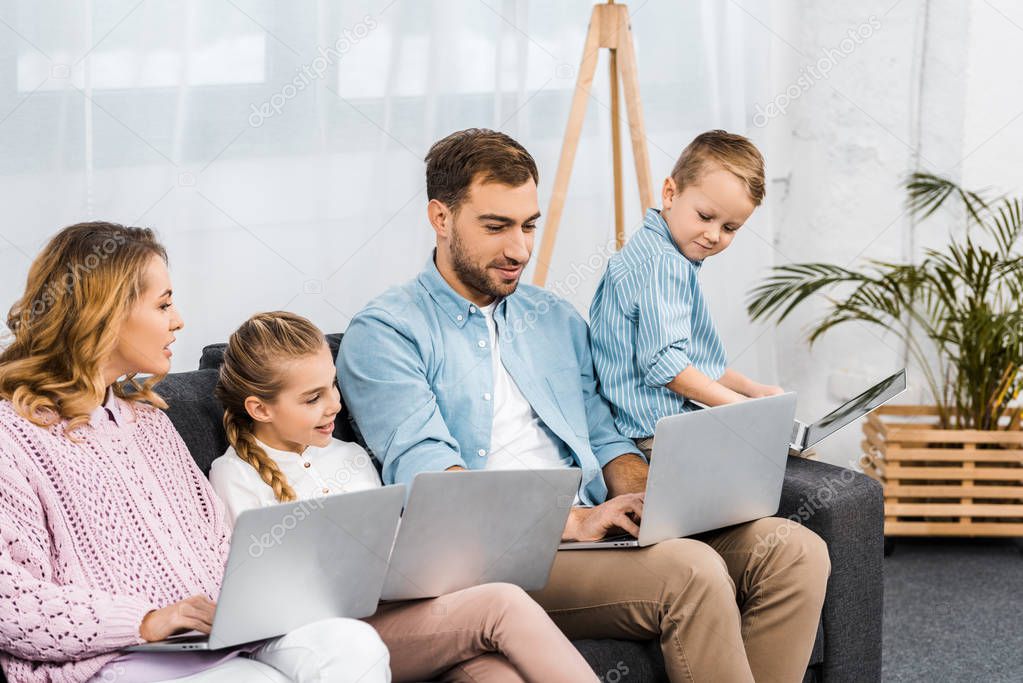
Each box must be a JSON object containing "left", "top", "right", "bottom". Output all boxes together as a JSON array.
[{"left": 778, "top": 456, "right": 883, "bottom": 683}]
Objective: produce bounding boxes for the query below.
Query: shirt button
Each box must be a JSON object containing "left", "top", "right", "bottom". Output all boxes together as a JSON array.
[
  {"left": 478, "top": 340, "right": 486, "bottom": 348},
  {"left": 483, "top": 393, "right": 492, "bottom": 401},
  {"left": 303, "top": 462, "right": 311, "bottom": 468},
  {"left": 469, "top": 305, "right": 477, "bottom": 313},
  {"left": 456, "top": 315, "right": 464, "bottom": 321},
  {"left": 477, "top": 449, "right": 487, "bottom": 457}
]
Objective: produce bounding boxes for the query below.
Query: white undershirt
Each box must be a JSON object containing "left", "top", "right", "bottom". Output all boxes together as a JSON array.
[
  {"left": 210, "top": 437, "right": 382, "bottom": 524},
  {"left": 480, "top": 302, "right": 574, "bottom": 473}
]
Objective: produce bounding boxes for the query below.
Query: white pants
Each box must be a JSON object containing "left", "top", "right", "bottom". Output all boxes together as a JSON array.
[{"left": 164, "top": 618, "right": 390, "bottom": 683}]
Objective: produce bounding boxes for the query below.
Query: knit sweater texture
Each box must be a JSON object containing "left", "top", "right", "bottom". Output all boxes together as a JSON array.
[{"left": 0, "top": 395, "right": 229, "bottom": 683}]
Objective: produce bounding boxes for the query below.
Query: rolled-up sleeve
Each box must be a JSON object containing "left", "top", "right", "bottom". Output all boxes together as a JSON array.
[
  {"left": 337, "top": 310, "right": 466, "bottom": 487},
  {"left": 636, "top": 255, "right": 696, "bottom": 388}
]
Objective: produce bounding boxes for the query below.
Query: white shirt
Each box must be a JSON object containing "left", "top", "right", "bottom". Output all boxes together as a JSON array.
[
  {"left": 209, "top": 436, "right": 382, "bottom": 524},
  {"left": 480, "top": 302, "right": 574, "bottom": 473}
]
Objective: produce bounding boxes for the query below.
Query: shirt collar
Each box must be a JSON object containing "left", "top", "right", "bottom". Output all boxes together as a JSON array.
[
  {"left": 417, "top": 251, "right": 508, "bottom": 327},
  {"left": 642, "top": 208, "right": 704, "bottom": 270},
  {"left": 254, "top": 437, "right": 308, "bottom": 463},
  {"left": 88, "top": 387, "right": 127, "bottom": 429}
]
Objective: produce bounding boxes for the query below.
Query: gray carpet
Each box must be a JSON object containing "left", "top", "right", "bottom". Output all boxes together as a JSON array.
[{"left": 883, "top": 537, "right": 1023, "bottom": 682}]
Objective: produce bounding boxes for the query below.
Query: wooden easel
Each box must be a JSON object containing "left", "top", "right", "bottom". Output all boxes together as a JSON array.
[{"left": 532, "top": 0, "right": 655, "bottom": 287}]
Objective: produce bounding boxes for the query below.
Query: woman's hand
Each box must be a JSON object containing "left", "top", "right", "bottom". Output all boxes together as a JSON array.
[{"left": 139, "top": 595, "right": 217, "bottom": 642}]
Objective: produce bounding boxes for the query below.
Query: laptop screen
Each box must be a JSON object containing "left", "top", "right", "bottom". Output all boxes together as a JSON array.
[{"left": 803, "top": 369, "right": 907, "bottom": 449}]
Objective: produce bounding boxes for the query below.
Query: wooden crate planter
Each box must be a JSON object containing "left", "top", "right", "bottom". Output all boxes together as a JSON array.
[{"left": 860, "top": 405, "right": 1023, "bottom": 540}]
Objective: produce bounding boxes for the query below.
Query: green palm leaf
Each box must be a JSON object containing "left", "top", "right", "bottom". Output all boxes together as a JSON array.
[{"left": 748, "top": 172, "right": 1023, "bottom": 430}]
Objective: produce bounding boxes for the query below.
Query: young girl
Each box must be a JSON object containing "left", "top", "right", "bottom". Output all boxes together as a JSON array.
[
  {"left": 210, "top": 312, "right": 598, "bottom": 683},
  {"left": 0, "top": 223, "right": 389, "bottom": 683}
]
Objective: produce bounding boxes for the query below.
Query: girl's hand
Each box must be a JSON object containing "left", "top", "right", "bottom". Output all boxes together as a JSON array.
[
  {"left": 749, "top": 383, "right": 784, "bottom": 398},
  {"left": 139, "top": 595, "right": 216, "bottom": 642}
]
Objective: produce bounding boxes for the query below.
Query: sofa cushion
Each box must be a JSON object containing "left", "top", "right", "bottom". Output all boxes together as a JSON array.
[
  {"left": 573, "top": 638, "right": 668, "bottom": 682},
  {"left": 153, "top": 369, "right": 226, "bottom": 476}
]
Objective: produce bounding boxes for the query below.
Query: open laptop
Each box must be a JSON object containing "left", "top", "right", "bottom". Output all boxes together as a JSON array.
[
  {"left": 381, "top": 469, "right": 580, "bottom": 600},
  {"left": 129, "top": 485, "right": 406, "bottom": 651},
  {"left": 789, "top": 369, "right": 907, "bottom": 455},
  {"left": 561, "top": 393, "right": 797, "bottom": 550}
]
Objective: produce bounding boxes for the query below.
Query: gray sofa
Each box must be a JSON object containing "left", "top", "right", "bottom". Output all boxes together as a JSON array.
[{"left": 0, "top": 333, "right": 884, "bottom": 683}]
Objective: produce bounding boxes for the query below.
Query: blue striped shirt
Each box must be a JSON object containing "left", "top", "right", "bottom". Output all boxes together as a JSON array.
[{"left": 589, "top": 208, "right": 728, "bottom": 437}]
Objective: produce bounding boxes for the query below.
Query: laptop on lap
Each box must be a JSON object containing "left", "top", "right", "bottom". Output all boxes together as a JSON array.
[
  {"left": 382, "top": 469, "right": 580, "bottom": 600},
  {"left": 129, "top": 485, "right": 406, "bottom": 651},
  {"left": 561, "top": 393, "right": 797, "bottom": 550}
]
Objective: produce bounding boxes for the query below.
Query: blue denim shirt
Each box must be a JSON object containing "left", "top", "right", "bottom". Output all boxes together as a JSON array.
[{"left": 337, "top": 255, "right": 640, "bottom": 506}]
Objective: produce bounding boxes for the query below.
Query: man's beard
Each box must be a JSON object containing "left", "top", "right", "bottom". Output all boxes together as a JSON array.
[{"left": 449, "top": 227, "right": 524, "bottom": 301}]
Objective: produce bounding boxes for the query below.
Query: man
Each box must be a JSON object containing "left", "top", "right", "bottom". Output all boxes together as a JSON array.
[{"left": 338, "top": 128, "right": 830, "bottom": 682}]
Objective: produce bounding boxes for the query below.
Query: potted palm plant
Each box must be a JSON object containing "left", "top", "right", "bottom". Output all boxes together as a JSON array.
[{"left": 747, "top": 172, "right": 1023, "bottom": 549}]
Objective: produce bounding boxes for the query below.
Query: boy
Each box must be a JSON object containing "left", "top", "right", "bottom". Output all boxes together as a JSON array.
[{"left": 589, "top": 129, "right": 783, "bottom": 456}]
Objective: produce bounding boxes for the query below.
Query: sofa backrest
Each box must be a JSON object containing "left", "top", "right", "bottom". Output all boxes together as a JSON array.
[
  {"left": 197, "top": 332, "right": 344, "bottom": 372},
  {"left": 157, "top": 368, "right": 228, "bottom": 475},
  {"left": 158, "top": 331, "right": 357, "bottom": 476}
]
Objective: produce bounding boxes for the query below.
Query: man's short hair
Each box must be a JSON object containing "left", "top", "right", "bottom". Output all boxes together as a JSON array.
[
  {"left": 671, "top": 130, "right": 765, "bottom": 206},
  {"left": 425, "top": 128, "right": 539, "bottom": 212}
]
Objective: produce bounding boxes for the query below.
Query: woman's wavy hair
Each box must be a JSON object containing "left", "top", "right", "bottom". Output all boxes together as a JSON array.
[
  {"left": 0, "top": 222, "right": 169, "bottom": 432},
  {"left": 214, "top": 311, "right": 327, "bottom": 503}
]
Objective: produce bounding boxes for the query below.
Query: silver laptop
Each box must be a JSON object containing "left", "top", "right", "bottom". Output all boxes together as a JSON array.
[
  {"left": 561, "top": 393, "right": 797, "bottom": 550},
  {"left": 381, "top": 469, "right": 580, "bottom": 601},
  {"left": 789, "top": 369, "right": 907, "bottom": 455},
  {"left": 129, "top": 485, "right": 406, "bottom": 651}
]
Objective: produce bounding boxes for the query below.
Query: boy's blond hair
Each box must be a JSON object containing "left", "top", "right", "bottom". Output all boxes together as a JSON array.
[{"left": 670, "top": 130, "right": 765, "bottom": 206}]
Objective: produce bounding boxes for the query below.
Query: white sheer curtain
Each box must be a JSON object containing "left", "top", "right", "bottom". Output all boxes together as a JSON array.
[{"left": 0, "top": 0, "right": 776, "bottom": 377}]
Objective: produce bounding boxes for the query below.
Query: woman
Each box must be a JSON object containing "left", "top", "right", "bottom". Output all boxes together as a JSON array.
[{"left": 0, "top": 223, "right": 389, "bottom": 683}]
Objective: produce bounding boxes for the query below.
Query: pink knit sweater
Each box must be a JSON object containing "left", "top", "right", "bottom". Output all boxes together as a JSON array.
[{"left": 0, "top": 395, "right": 230, "bottom": 683}]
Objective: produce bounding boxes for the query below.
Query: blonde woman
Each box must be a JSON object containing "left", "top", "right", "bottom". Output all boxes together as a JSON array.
[
  {"left": 0, "top": 223, "right": 390, "bottom": 683},
  {"left": 209, "top": 311, "right": 598, "bottom": 683}
]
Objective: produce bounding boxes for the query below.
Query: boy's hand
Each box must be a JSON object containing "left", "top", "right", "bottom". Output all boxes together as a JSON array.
[{"left": 748, "top": 383, "right": 784, "bottom": 398}]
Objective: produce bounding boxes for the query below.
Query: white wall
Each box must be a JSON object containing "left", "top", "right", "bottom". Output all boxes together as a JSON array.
[
  {"left": 762, "top": 0, "right": 1022, "bottom": 467},
  {"left": 758, "top": 1, "right": 928, "bottom": 467},
  {"left": 960, "top": 0, "right": 1023, "bottom": 193}
]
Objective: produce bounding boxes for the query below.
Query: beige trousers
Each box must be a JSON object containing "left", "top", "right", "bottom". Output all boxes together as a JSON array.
[
  {"left": 532, "top": 438, "right": 829, "bottom": 683},
  {"left": 364, "top": 582, "right": 598, "bottom": 683},
  {"left": 531, "top": 437, "right": 834, "bottom": 683},
  {"left": 530, "top": 518, "right": 829, "bottom": 683}
]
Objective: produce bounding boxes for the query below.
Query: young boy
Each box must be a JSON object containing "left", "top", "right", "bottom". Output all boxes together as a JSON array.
[{"left": 589, "top": 129, "right": 783, "bottom": 456}]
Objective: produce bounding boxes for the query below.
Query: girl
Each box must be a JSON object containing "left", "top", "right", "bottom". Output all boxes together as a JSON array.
[
  {"left": 210, "top": 311, "right": 598, "bottom": 683},
  {"left": 0, "top": 223, "right": 389, "bottom": 683}
]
